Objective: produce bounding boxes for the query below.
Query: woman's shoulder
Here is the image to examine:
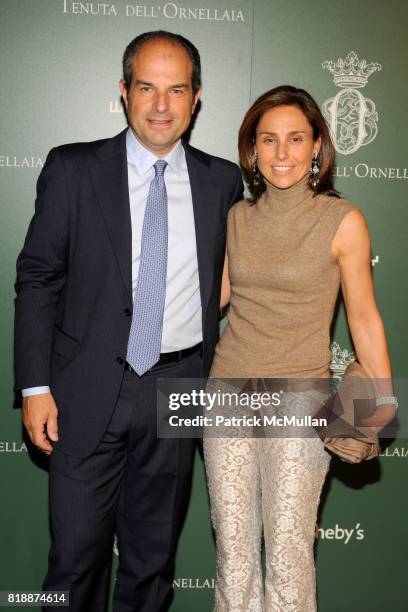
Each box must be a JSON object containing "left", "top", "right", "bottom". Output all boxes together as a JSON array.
[
  {"left": 312, "top": 192, "right": 363, "bottom": 239},
  {"left": 227, "top": 197, "right": 253, "bottom": 220},
  {"left": 314, "top": 192, "right": 357, "bottom": 222},
  {"left": 315, "top": 191, "right": 354, "bottom": 210},
  {"left": 229, "top": 197, "right": 252, "bottom": 210}
]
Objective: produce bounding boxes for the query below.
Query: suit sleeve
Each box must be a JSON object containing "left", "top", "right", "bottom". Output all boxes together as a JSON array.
[
  {"left": 229, "top": 165, "right": 244, "bottom": 207},
  {"left": 14, "top": 147, "right": 70, "bottom": 390}
]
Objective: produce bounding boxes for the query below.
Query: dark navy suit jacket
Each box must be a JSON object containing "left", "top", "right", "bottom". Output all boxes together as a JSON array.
[{"left": 14, "top": 129, "right": 244, "bottom": 457}]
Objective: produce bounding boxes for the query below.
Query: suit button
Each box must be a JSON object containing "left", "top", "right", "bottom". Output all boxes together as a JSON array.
[
  {"left": 116, "top": 356, "right": 125, "bottom": 365},
  {"left": 124, "top": 308, "right": 132, "bottom": 316}
]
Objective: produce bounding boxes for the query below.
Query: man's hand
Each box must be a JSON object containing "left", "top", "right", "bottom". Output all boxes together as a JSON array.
[{"left": 22, "top": 393, "right": 59, "bottom": 454}]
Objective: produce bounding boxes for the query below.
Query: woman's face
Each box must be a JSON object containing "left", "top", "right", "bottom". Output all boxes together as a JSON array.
[{"left": 254, "top": 104, "right": 321, "bottom": 190}]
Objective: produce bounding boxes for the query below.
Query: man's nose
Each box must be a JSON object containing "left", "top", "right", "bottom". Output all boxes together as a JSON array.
[{"left": 153, "top": 91, "right": 170, "bottom": 113}]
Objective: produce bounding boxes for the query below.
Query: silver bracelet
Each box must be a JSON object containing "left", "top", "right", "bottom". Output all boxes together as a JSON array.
[{"left": 375, "top": 395, "right": 398, "bottom": 409}]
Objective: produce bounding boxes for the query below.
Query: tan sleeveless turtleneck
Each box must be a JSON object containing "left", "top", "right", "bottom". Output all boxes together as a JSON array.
[{"left": 211, "top": 174, "right": 354, "bottom": 379}]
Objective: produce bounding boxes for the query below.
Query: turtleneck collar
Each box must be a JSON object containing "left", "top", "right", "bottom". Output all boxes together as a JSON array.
[{"left": 261, "top": 173, "right": 314, "bottom": 212}]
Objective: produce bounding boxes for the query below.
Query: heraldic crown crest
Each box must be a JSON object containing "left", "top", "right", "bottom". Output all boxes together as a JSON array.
[
  {"left": 330, "top": 341, "right": 356, "bottom": 379},
  {"left": 322, "top": 51, "right": 381, "bottom": 88}
]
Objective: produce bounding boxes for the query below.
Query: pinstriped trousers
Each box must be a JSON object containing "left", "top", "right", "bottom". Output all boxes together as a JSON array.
[{"left": 43, "top": 351, "right": 202, "bottom": 612}]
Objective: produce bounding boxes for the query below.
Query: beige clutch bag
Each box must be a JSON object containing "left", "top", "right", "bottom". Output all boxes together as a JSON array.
[
  {"left": 323, "top": 436, "right": 380, "bottom": 463},
  {"left": 316, "top": 362, "right": 382, "bottom": 463}
]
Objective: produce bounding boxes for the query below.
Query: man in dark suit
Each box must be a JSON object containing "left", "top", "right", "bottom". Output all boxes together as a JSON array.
[{"left": 14, "top": 31, "right": 243, "bottom": 612}]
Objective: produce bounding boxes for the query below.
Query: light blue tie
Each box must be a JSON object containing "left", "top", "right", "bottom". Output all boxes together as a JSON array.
[{"left": 126, "top": 160, "right": 168, "bottom": 375}]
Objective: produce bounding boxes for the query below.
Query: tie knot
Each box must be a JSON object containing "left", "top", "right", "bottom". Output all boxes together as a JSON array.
[{"left": 153, "top": 160, "right": 167, "bottom": 177}]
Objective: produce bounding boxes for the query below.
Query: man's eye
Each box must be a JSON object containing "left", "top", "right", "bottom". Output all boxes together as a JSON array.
[
  {"left": 140, "top": 86, "right": 152, "bottom": 93},
  {"left": 171, "top": 88, "right": 183, "bottom": 95}
]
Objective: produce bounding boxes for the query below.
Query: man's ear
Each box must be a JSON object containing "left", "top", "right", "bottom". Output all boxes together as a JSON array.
[
  {"left": 119, "top": 79, "right": 128, "bottom": 109},
  {"left": 192, "top": 88, "right": 202, "bottom": 114}
]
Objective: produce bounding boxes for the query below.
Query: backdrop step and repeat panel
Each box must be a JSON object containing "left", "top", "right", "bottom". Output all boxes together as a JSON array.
[{"left": 1, "top": 1, "right": 407, "bottom": 610}]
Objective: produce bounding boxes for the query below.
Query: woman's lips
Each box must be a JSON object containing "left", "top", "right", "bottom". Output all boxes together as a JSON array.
[{"left": 271, "top": 166, "right": 295, "bottom": 174}]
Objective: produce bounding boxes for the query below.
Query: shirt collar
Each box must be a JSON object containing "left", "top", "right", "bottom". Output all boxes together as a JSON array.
[{"left": 126, "top": 128, "right": 184, "bottom": 175}]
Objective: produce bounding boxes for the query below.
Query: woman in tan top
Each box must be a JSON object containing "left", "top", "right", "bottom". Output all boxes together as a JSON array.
[{"left": 204, "top": 86, "right": 392, "bottom": 611}]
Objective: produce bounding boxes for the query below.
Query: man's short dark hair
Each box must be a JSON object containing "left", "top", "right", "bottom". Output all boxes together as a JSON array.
[{"left": 123, "top": 30, "right": 202, "bottom": 94}]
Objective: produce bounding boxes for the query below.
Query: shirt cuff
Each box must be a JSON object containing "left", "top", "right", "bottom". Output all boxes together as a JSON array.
[{"left": 21, "top": 386, "right": 51, "bottom": 397}]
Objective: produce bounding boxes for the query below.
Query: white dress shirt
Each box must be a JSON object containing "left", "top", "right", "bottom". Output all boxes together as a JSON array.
[
  {"left": 126, "top": 128, "right": 202, "bottom": 352},
  {"left": 22, "top": 129, "right": 202, "bottom": 396}
]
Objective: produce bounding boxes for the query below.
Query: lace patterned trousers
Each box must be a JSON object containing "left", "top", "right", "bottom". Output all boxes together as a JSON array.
[{"left": 203, "top": 437, "right": 330, "bottom": 612}]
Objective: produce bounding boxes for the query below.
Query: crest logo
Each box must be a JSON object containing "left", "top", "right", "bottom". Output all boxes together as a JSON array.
[
  {"left": 322, "top": 51, "right": 382, "bottom": 155},
  {"left": 330, "top": 341, "right": 355, "bottom": 380}
]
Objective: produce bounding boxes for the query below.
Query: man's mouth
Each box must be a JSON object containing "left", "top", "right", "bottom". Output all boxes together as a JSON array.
[{"left": 147, "top": 118, "right": 173, "bottom": 127}]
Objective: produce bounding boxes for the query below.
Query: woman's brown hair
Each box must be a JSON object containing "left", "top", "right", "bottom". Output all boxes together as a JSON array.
[{"left": 238, "top": 85, "right": 339, "bottom": 202}]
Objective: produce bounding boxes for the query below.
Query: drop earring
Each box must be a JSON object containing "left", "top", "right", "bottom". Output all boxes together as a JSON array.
[
  {"left": 310, "top": 153, "right": 320, "bottom": 189},
  {"left": 252, "top": 153, "right": 263, "bottom": 188}
]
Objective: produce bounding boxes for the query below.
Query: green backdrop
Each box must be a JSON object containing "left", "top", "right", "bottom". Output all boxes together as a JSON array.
[{"left": 1, "top": 0, "right": 407, "bottom": 610}]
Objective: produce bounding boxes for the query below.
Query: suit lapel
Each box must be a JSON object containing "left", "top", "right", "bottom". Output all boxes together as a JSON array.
[
  {"left": 184, "top": 143, "right": 219, "bottom": 322},
  {"left": 89, "top": 134, "right": 220, "bottom": 317},
  {"left": 90, "top": 130, "right": 132, "bottom": 303}
]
